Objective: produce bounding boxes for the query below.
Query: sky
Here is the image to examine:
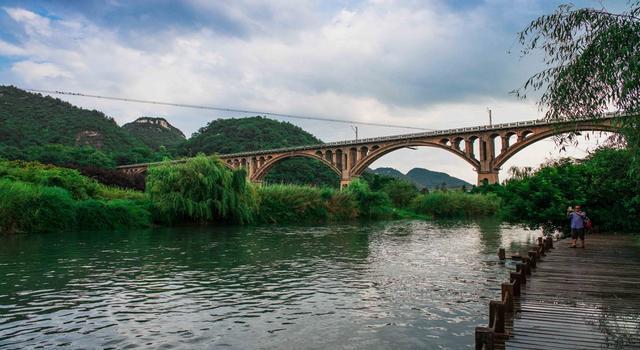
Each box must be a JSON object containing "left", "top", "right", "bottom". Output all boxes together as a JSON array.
[{"left": 0, "top": 0, "right": 623, "bottom": 184}]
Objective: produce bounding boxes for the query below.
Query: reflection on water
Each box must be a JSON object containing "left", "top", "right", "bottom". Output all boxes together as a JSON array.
[{"left": 0, "top": 220, "right": 539, "bottom": 349}]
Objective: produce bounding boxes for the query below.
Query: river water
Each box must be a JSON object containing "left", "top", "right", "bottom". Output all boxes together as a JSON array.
[{"left": 0, "top": 220, "right": 540, "bottom": 349}]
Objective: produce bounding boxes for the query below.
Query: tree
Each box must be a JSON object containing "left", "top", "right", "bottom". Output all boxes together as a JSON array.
[{"left": 515, "top": 2, "right": 640, "bottom": 161}]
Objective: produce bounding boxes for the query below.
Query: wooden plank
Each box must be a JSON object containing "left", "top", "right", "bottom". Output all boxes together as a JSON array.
[{"left": 501, "top": 234, "right": 640, "bottom": 350}]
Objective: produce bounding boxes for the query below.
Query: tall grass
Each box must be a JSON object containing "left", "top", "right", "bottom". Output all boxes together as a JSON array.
[
  {"left": 0, "top": 160, "right": 152, "bottom": 234},
  {"left": 0, "top": 178, "right": 151, "bottom": 234},
  {"left": 0, "top": 160, "right": 99, "bottom": 199},
  {"left": 411, "top": 191, "right": 501, "bottom": 219},
  {"left": 256, "top": 184, "right": 358, "bottom": 223}
]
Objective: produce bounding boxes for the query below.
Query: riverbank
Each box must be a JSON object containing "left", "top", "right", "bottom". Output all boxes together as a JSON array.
[
  {"left": 0, "top": 157, "right": 500, "bottom": 234},
  {"left": 3, "top": 146, "right": 637, "bottom": 235}
]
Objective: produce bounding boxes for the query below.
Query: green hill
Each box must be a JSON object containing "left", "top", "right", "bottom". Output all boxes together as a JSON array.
[
  {"left": 371, "top": 167, "right": 471, "bottom": 189},
  {"left": 179, "top": 116, "right": 339, "bottom": 186},
  {"left": 122, "top": 117, "right": 186, "bottom": 150},
  {"left": 0, "top": 86, "right": 171, "bottom": 168},
  {"left": 0, "top": 86, "right": 144, "bottom": 153}
]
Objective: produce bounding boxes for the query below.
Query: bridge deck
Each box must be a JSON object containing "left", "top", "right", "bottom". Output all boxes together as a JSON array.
[{"left": 505, "top": 234, "right": 640, "bottom": 349}]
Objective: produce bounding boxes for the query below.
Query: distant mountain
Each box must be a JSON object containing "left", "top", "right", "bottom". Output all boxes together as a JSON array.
[
  {"left": 0, "top": 86, "right": 145, "bottom": 153},
  {"left": 122, "top": 117, "right": 186, "bottom": 150},
  {"left": 406, "top": 168, "right": 471, "bottom": 189},
  {"left": 371, "top": 167, "right": 471, "bottom": 189},
  {"left": 370, "top": 167, "right": 408, "bottom": 180}
]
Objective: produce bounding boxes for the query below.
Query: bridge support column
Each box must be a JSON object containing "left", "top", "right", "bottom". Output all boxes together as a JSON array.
[{"left": 477, "top": 171, "right": 499, "bottom": 186}]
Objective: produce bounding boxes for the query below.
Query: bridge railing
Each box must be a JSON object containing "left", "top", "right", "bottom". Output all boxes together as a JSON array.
[
  {"left": 117, "top": 113, "right": 622, "bottom": 166},
  {"left": 219, "top": 113, "right": 619, "bottom": 158}
]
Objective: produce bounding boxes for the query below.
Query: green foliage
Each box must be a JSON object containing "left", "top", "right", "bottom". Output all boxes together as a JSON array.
[
  {"left": 256, "top": 184, "right": 358, "bottom": 224},
  {"left": 381, "top": 179, "right": 418, "bottom": 208},
  {"left": 360, "top": 171, "right": 398, "bottom": 191},
  {"left": 0, "top": 86, "right": 145, "bottom": 152},
  {"left": 264, "top": 157, "right": 340, "bottom": 187},
  {"left": 411, "top": 191, "right": 501, "bottom": 219},
  {"left": 515, "top": 3, "right": 640, "bottom": 171},
  {"left": 0, "top": 144, "right": 116, "bottom": 168},
  {"left": 0, "top": 179, "right": 76, "bottom": 233},
  {"left": 345, "top": 179, "right": 394, "bottom": 220},
  {"left": 0, "top": 160, "right": 152, "bottom": 234},
  {"left": 179, "top": 116, "right": 339, "bottom": 187},
  {"left": 0, "top": 160, "right": 100, "bottom": 199},
  {"left": 146, "top": 155, "right": 256, "bottom": 224},
  {"left": 257, "top": 185, "right": 327, "bottom": 223},
  {"left": 477, "top": 148, "right": 639, "bottom": 232},
  {"left": 122, "top": 117, "right": 186, "bottom": 150},
  {"left": 516, "top": 2, "right": 640, "bottom": 115}
]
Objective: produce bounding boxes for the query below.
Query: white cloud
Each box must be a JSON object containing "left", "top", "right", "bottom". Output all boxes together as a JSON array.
[
  {"left": 0, "top": 40, "right": 25, "bottom": 56},
  {"left": 3, "top": 7, "right": 52, "bottom": 37},
  {"left": 11, "top": 61, "right": 71, "bottom": 81}
]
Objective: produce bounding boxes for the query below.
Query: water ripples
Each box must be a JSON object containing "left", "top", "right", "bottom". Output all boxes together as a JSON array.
[{"left": 0, "top": 220, "right": 539, "bottom": 349}]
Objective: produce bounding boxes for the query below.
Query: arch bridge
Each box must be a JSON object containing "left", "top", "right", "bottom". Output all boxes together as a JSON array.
[{"left": 117, "top": 115, "right": 621, "bottom": 186}]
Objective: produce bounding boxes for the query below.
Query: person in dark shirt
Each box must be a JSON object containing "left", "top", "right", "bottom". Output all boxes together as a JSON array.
[{"left": 567, "top": 205, "right": 587, "bottom": 248}]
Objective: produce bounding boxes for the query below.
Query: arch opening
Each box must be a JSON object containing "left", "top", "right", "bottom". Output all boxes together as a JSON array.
[
  {"left": 497, "top": 128, "right": 622, "bottom": 181},
  {"left": 361, "top": 145, "right": 477, "bottom": 188},
  {"left": 468, "top": 136, "right": 479, "bottom": 160},
  {"left": 253, "top": 153, "right": 342, "bottom": 186}
]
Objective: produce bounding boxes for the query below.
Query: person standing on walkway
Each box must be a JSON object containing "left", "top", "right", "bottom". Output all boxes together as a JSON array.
[{"left": 567, "top": 205, "right": 588, "bottom": 248}]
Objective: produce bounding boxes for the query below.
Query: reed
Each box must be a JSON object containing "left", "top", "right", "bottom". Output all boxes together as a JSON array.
[{"left": 411, "top": 191, "right": 500, "bottom": 219}]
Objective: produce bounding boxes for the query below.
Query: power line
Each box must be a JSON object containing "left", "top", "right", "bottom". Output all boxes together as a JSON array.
[{"left": 26, "top": 88, "right": 433, "bottom": 131}]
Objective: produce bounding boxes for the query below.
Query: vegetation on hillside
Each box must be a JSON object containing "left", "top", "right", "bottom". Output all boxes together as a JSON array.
[
  {"left": 122, "top": 117, "right": 186, "bottom": 150},
  {"left": 0, "top": 86, "right": 143, "bottom": 153},
  {"left": 0, "top": 86, "right": 171, "bottom": 168},
  {"left": 178, "top": 116, "right": 340, "bottom": 186}
]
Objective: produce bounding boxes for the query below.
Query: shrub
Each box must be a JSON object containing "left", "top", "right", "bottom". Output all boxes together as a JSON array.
[
  {"left": 256, "top": 184, "right": 328, "bottom": 223},
  {"left": 0, "top": 179, "right": 76, "bottom": 233},
  {"left": 381, "top": 180, "right": 418, "bottom": 207},
  {"left": 345, "top": 179, "right": 394, "bottom": 220},
  {"left": 75, "top": 199, "right": 151, "bottom": 230},
  {"left": 0, "top": 160, "right": 99, "bottom": 199},
  {"left": 412, "top": 191, "right": 500, "bottom": 219},
  {"left": 146, "top": 155, "right": 256, "bottom": 224}
]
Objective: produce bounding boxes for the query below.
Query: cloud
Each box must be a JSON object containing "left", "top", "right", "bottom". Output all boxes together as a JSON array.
[
  {"left": 0, "top": 39, "right": 25, "bottom": 56},
  {"left": 11, "top": 61, "right": 71, "bottom": 81},
  {"left": 3, "top": 7, "right": 51, "bottom": 37}
]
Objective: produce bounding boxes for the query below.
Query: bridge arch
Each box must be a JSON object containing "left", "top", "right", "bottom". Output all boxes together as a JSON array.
[
  {"left": 350, "top": 140, "right": 480, "bottom": 176},
  {"left": 250, "top": 152, "right": 342, "bottom": 181},
  {"left": 494, "top": 123, "right": 622, "bottom": 169}
]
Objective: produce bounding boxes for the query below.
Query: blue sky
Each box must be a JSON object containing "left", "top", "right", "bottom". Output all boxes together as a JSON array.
[{"left": 0, "top": 0, "right": 622, "bottom": 183}]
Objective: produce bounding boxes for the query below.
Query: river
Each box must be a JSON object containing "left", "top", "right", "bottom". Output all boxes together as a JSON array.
[{"left": 0, "top": 219, "right": 540, "bottom": 349}]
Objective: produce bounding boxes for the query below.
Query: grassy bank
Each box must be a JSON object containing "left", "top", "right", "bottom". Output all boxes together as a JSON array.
[
  {"left": 0, "top": 157, "right": 503, "bottom": 233},
  {"left": 0, "top": 160, "right": 151, "bottom": 233}
]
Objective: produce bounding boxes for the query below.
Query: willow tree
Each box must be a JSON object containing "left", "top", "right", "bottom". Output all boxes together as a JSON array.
[
  {"left": 146, "top": 155, "right": 256, "bottom": 224},
  {"left": 515, "top": 1, "right": 640, "bottom": 160}
]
